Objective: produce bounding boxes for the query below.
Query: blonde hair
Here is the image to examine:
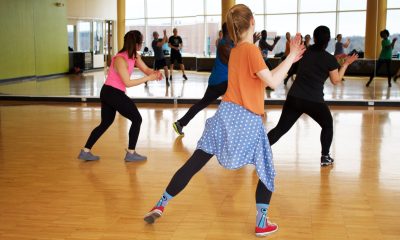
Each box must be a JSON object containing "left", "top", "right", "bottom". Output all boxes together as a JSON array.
[{"left": 226, "top": 4, "right": 253, "bottom": 44}]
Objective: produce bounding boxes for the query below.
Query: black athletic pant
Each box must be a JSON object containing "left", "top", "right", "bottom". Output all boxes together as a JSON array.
[
  {"left": 367, "top": 59, "right": 392, "bottom": 86},
  {"left": 84, "top": 85, "right": 142, "bottom": 149},
  {"left": 178, "top": 82, "right": 228, "bottom": 126},
  {"left": 268, "top": 95, "right": 333, "bottom": 155},
  {"left": 166, "top": 149, "right": 272, "bottom": 204}
]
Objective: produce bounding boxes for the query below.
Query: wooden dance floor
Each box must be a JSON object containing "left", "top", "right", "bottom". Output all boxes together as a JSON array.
[{"left": 0, "top": 101, "right": 399, "bottom": 239}]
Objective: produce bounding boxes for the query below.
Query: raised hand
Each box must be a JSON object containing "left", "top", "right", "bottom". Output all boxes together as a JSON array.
[
  {"left": 253, "top": 32, "right": 261, "bottom": 43},
  {"left": 290, "top": 33, "right": 306, "bottom": 63},
  {"left": 344, "top": 53, "right": 358, "bottom": 66}
]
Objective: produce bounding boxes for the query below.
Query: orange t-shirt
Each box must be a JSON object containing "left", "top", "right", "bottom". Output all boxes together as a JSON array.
[{"left": 223, "top": 42, "right": 267, "bottom": 115}]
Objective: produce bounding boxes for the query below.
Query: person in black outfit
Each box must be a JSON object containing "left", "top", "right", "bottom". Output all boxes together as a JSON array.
[
  {"left": 267, "top": 26, "right": 358, "bottom": 166},
  {"left": 258, "top": 30, "right": 280, "bottom": 70},
  {"left": 152, "top": 30, "right": 169, "bottom": 86},
  {"left": 168, "top": 28, "right": 187, "bottom": 81}
]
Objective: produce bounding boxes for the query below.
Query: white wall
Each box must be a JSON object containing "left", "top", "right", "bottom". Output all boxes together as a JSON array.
[{"left": 67, "top": 0, "right": 117, "bottom": 20}]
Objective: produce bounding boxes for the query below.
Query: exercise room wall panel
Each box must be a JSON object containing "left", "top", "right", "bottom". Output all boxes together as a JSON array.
[
  {"left": 0, "top": 0, "right": 36, "bottom": 80},
  {"left": 0, "top": 0, "right": 69, "bottom": 80}
]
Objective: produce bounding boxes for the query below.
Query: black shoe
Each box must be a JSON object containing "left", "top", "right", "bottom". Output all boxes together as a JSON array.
[
  {"left": 394, "top": 76, "right": 398, "bottom": 82},
  {"left": 321, "top": 154, "right": 334, "bottom": 167},
  {"left": 266, "top": 86, "right": 274, "bottom": 91},
  {"left": 183, "top": 74, "right": 188, "bottom": 80},
  {"left": 366, "top": 82, "right": 370, "bottom": 87},
  {"left": 341, "top": 78, "right": 345, "bottom": 81},
  {"left": 170, "top": 76, "right": 173, "bottom": 81},
  {"left": 173, "top": 121, "right": 184, "bottom": 136}
]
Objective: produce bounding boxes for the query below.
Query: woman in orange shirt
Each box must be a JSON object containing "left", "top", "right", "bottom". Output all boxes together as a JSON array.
[{"left": 144, "top": 4, "right": 304, "bottom": 237}]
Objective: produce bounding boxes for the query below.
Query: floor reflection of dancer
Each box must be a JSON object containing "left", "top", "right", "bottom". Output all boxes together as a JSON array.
[
  {"left": 172, "top": 23, "right": 233, "bottom": 136},
  {"left": 144, "top": 4, "right": 305, "bottom": 237},
  {"left": 78, "top": 30, "right": 162, "bottom": 162},
  {"left": 267, "top": 26, "right": 358, "bottom": 167}
]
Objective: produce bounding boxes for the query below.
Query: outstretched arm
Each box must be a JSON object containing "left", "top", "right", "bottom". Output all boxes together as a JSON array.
[
  {"left": 329, "top": 54, "right": 358, "bottom": 85},
  {"left": 114, "top": 56, "right": 161, "bottom": 87}
]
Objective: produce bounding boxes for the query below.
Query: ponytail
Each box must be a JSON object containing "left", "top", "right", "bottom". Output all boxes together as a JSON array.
[{"left": 226, "top": 4, "right": 253, "bottom": 44}]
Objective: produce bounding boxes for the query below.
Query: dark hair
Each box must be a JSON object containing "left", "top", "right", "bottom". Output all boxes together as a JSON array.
[
  {"left": 222, "top": 22, "right": 228, "bottom": 37},
  {"left": 261, "top": 30, "right": 267, "bottom": 39},
  {"left": 119, "top": 30, "right": 143, "bottom": 59},
  {"left": 312, "top": 25, "right": 331, "bottom": 51},
  {"left": 380, "top": 29, "right": 389, "bottom": 38}
]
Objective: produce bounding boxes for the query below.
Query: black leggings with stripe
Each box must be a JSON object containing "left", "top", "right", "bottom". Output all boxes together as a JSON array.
[{"left": 165, "top": 149, "right": 272, "bottom": 204}]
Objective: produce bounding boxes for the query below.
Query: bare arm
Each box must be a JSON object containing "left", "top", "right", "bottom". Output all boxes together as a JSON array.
[
  {"left": 114, "top": 56, "right": 161, "bottom": 87},
  {"left": 329, "top": 54, "right": 358, "bottom": 85},
  {"left": 157, "top": 30, "right": 168, "bottom": 47},
  {"left": 343, "top": 38, "right": 351, "bottom": 48},
  {"left": 256, "top": 34, "right": 305, "bottom": 89}
]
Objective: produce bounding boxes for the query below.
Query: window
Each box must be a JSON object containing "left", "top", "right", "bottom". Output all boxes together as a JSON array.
[
  {"left": 93, "top": 21, "right": 104, "bottom": 54},
  {"left": 205, "top": 0, "right": 221, "bottom": 15},
  {"left": 67, "top": 25, "right": 75, "bottom": 51},
  {"left": 387, "top": 9, "right": 400, "bottom": 54},
  {"left": 339, "top": 0, "right": 366, "bottom": 11},
  {"left": 236, "top": 0, "right": 264, "bottom": 14},
  {"left": 388, "top": 0, "right": 400, "bottom": 8},
  {"left": 77, "top": 21, "right": 91, "bottom": 52},
  {"left": 206, "top": 16, "right": 221, "bottom": 56},
  {"left": 147, "top": 0, "right": 171, "bottom": 18},
  {"left": 265, "top": 0, "right": 297, "bottom": 14},
  {"left": 173, "top": 17, "right": 203, "bottom": 56},
  {"left": 300, "top": 0, "right": 336, "bottom": 12},
  {"left": 124, "top": 0, "right": 368, "bottom": 56},
  {"left": 338, "top": 12, "right": 366, "bottom": 52},
  {"left": 174, "top": 0, "right": 203, "bottom": 16},
  {"left": 126, "top": 0, "right": 145, "bottom": 19}
]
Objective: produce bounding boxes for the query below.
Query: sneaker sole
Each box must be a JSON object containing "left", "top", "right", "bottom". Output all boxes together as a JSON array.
[
  {"left": 143, "top": 210, "right": 162, "bottom": 224},
  {"left": 255, "top": 226, "right": 278, "bottom": 237},
  {"left": 320, "top": 162, "right": 333, "bottom": 166},
  {"left": 172, "top": 123, "right": 184, "bottom": 136}
]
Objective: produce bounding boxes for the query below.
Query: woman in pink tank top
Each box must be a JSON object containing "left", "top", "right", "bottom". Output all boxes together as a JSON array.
[{"left": 78, "top": 30, "right": 162, "bottom": 162}]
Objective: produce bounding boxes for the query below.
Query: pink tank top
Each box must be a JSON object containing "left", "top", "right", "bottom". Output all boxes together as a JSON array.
[{"left": 104, "top": 51, "right": 136, "bottom": 92}]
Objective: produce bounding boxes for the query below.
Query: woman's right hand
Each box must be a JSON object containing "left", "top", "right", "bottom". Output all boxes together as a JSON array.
[
  {"left": 343, "top": 53, "right": 358, "bottom": 66},
  {"left": 148, "top": 71, "right": 163, "bottom": 82},
  {"left": 289, "top": 33, "right": 306, "bottom": 63}
]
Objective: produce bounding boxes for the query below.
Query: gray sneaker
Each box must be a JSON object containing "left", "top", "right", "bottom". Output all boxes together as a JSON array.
[
  {"left": 125, "top": 151, "right": 147, "bottom": 162},
  {"left": 78, "top": 150, "right": 100, "bottom": 161}
]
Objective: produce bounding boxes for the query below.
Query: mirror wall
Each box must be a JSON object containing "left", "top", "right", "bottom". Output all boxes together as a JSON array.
[{"left": 0, "top": 0, "right": 399, "bottom": 104}]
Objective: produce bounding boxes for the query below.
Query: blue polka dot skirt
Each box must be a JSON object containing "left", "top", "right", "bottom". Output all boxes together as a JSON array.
[{"left": 197, "top": 101, "right": 276, "bottom": 192}]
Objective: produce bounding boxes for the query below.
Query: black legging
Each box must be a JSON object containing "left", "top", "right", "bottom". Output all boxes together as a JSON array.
[
  {"left": 178, "top": 82, "right": 228, "bottom": 126},
  {"left": 367, "top": 59, "right": 392, "bottom": 86},
  {"left": 84, "top": 85, "right": 142, "bottom": 150},
  {"left": 268, "top": 95, "right": 333, "bottom": 155},
  {"left": 166, "top": 149, "right": 272, "bottom": 204}
]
